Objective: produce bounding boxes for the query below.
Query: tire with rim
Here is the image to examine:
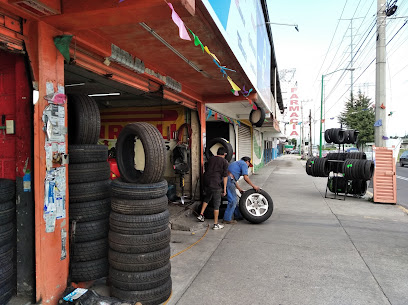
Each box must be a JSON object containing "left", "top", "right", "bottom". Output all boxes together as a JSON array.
[
  {"left": 249, "top": 106, "right": 265, "bottom": 127},
  {"left": 116, "top": 122, "right": 166, "bottom": 184},
  {"left": 239, "top": 189, "right": 273, "bottom": 224},
  {"left": 205, "top": 138, "right": 233, "bottom": 162},
  {"left": 111, "top": 179, "right": 168, "bottom": 200},
  {"left": 68, "top": 145, "right": 108, "bottom": 164},
  {"left": 68, "top": 94, "right": 101, "bottom": 145},
  {"left": 0, "top": 179, "right": 15, "bottom": 203}
]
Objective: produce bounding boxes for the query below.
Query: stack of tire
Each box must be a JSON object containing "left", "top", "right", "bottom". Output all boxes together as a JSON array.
[
  {"left": 108, "top": 122, "right": 172, "bottom": 305},
  {"left": 67, "top": 94, "right": 111, "bottom": 282},
  {"left": 325, "top": 128, "right": 359, "bottom": 144},
  {"left": 327, "top": 177, "right": 368, "bottom": 196},
  {"left": 0, "top": 179, "right": 16, "bottom": 304},
  {"left": 326, "top": 152, "right": 366, "bottom": 172}
]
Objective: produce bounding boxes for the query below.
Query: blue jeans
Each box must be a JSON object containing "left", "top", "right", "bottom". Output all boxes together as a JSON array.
[{"left": 223, "top": 177, "right": 243, "bottom": 221}]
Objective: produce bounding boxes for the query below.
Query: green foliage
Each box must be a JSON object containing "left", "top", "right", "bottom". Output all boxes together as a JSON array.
[
  {"left": 289, "top": 138, "right": 297, "bottom": 146},
  {"left": 338, "top": 91, "right": 375, "bottom": 147}
]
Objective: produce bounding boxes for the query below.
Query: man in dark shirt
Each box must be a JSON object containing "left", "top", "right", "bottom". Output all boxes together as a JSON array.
[{"left": 197, "top": 147, "right": 229, "bottom": 230}]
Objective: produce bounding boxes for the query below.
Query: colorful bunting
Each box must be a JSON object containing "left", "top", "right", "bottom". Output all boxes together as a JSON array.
[
  {"left": 206, "top": 109, "right": 212, "bottom": 120},
  {"left": 204, "top": 46, "right": 220, "bottom": 62},
  {"left": 382, "top": 136, "right": 389, "bottom": 140},
  {"left": 231, "top": 89, "right": 239, "bottom": 96},
  {"left": 213, "top": 59, "right": 236, "bottom": 77},
  {"left": 168, "top": 3, "right": 191, "bottom": 41},
  {"left": 388, "top": 112, "right": 393, "bottom": 116},
  {"left": 374, "top": 119, "right": 382, "bottom": 127},
  {"left": 214, "top": 113, "right": 218, "bottom": 120},
  {"left": 188, "top": 29, "right": 204, "bottom": 52},
  {"left": 322, "top": 119, "right": 325, "bottom": 123},
  {"left": 241, "top": 85, "right": 253, "bottom": 97},
  {"left": 380, "top": 103, "right": 386, "bottom": 109},
  {"left": 226, "top": 76, "right": 240, "bottom": 92}
]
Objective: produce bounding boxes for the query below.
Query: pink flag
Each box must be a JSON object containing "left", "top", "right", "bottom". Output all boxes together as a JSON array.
[{"left": 168, "top": 3, "right": 191, "bottom": 41}]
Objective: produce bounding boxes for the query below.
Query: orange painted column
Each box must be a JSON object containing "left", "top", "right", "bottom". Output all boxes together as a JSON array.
[
  {"left": 197, "top": 102, "right": 206, "bottom": 173},
  {"left": 26, "top": 21, "right": 69, "bottom": 304}
]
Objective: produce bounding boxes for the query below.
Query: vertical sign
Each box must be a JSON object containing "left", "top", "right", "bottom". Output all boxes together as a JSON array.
[{"left": 289, "top": 87, "right": 299, "bottom": 136}]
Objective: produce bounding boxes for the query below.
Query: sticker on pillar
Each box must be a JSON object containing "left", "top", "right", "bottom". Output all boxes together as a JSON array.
[
  {"left": 43, "top": 105, "right": 65, "bottom": 142},
  {"left": 61, "top": 228, "right": 67, "bottom": 260},
  {"left": 23, "top": 170, "right": 31, "bottom": 192},
  {"left": 44, "top": 92, "right": 67, "bottom": 105}
]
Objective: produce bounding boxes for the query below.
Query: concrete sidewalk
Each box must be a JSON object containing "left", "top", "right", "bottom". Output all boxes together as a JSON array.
[{"left": 168, "top": 154, "right": 408, "bottom": 305}]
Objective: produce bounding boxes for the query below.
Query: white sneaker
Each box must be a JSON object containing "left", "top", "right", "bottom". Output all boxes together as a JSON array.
[
  {"left": 197, "top": 214, "right": 205, "bottom": 222},
  {"left": 212, "top": 223, "right": 224, "bottom": 230}
]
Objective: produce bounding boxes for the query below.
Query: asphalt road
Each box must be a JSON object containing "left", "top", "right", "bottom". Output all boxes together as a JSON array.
[{"left": 396, "top": 165, "right": 408, "bottom": 209}]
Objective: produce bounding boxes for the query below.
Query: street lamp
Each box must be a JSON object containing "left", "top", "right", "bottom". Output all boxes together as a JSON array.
[
  {"left": 319, "top": 68, "right": 355, "bottom": 158},
  {"left": 265, "top": 22, "right": 299, "bottom": 32}
]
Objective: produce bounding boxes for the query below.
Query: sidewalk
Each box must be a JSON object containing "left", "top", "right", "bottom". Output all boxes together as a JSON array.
[{"left": 168, "top": 154, "right": 408, "bottom": 305}]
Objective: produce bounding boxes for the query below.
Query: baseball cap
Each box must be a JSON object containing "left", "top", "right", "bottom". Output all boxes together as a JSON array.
[{"left": 241, "top": 156, "right": 253, "bottom": 167}]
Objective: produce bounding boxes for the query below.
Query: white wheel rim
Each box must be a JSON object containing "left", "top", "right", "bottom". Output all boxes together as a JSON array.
[{"left": 244, "top": 193, "right": 269, "bottom": 217}]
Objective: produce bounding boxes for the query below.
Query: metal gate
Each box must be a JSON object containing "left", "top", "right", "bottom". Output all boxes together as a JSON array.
[{"left": 238, "top": 124, "right": 252, "bottom": 173}]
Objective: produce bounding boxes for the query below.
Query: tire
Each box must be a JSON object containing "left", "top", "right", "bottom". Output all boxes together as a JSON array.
[
  {"left": 111, "top": 179, "right": 168, "bottom": 200},
  {"left": 109, "top": 246, "right": 170, "bottom": 272},
  {"left": 324, "top": 130, "right": 332, "bottom": 144},
  {"left": 110, "top": 210, "right": 169, "bottom": 235},
  {"left": 116, "top": 122, "right": 166, "bottom": 184},
  {"left": 71, "top": 238, "right": 108, "bottom": 262},
  {"left": 401, "top": 162, "right": 404, "bottom": 168},
  {"left": 70, "top": 257, "right": 108, "bottom": 282},
  {"left": 205, "top": 138, "right": 233, "bottom": 162},
  {"left": 0, "top": 201, "right": 15, "bottom": 226},
  {"left": 111, "top": 278, "right": 172, "bottom": 305},
  {"left": 348, "top": 130, "right": 359, "bottom": 144},
  {"left": 69, "top": 162, "right": 110, "bottom": 184},
  {"left": 0, "top": 223, "right": 13, "bottom": 247},
  {"left": 109, "top": 262, "right": 171, "bottom": 291},
  {"left": 249, "top": 106, "right": 265, "bottom": 127},
  {"left": 68, "top": 145, "right": 108, "bottom": 164},
  {"left": 111, "top": 196, "right": 168, "bottom": 215},
  {"left": 0, "top": 260, "right": 13, "bottom": 287},
  {"left": 69, "top": 198, "right": 111, "bottom": 223},
  {"left": 109, "top": 227, "right": 171, "bottom": 254},
  {"left": 0, "top": 179, "right": 15, "bottom": 203},
  {"left": 69, "top": 180, "right": 111, "bottom": 203},
  {"left": 70, "top": 219, "right": 109, "bottom": 243},
  {"left": 68, "top": 94, "right": 101, "bottom": 145},
  {"left": 239, "top": 189, "right": 273, "bottom": 224},
  {"left": 0, "top": 242, "right": 13, "bottom": 264},
  {"left": 0, "top": 282, "right": 13, "bottom": 305},
  {"left": 196, "top": 202, "right": 227, "bottom": 219}
]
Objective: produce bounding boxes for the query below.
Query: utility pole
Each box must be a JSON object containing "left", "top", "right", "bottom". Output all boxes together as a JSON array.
[
  {"left": 375, "top": 0, "right": 387, "bottom": 147},
  {"left": 309, "top": 109, "right": 312, "bottom": 157},
  {"left": 301, "top": 101, "right": 304, "bottom": 154}
]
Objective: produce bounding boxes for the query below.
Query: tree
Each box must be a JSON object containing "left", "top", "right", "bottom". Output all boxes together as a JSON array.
[
  {"left": 289, "top": 138, "right": 297, "bottom": 147},
  {"left": 338, "top": 91, "right": 375, "bottom": 147}
]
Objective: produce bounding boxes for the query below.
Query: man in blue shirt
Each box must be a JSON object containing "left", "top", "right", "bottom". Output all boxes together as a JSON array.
[{"left": 223, "top": 156, "right": 260, "bottom": 224}]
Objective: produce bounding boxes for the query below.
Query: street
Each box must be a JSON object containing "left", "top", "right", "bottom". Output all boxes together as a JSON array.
[
  {"left": 169, "top": 155, "right": 408, "bottom": 305},
  {"left": 396, "top": 166, "right": 408, "bottom": 209}
]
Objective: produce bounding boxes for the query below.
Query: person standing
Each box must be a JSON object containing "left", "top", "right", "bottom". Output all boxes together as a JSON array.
[
  {"left": 197, "top": 147, "right": 229, "bottom": 230},
  {"left": 223, "top": 156, "right": 260, "bottom": 224}
]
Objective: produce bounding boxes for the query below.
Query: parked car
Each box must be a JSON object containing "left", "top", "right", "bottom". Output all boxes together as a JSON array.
[
  {"left": 291, "top": 149, "right": 300, "bottom": 154},
  {"left": 400, "top": 151, "right": 408, "bottom": 167},
  {"left": 346, "top": 147, "right": 359, "bottom": 152}
]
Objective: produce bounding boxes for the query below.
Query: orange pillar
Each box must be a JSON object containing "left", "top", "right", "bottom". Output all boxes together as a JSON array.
[
  {"left": 26, "top": 20, "right": 69, "bottom": 304},
  {"left": 197, "top": 102, "right": 206, "bottom": 173}
]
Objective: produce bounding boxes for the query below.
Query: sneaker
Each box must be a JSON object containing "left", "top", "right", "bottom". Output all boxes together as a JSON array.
[
  {"left": 197, "top": 214, "right": 205, "bottom": 222},
  {"left": 212, "top": 223, "right": 224, "bottom": 230},
  {"left": 222, "top": 220, "right": 237, "bottom": 224}
]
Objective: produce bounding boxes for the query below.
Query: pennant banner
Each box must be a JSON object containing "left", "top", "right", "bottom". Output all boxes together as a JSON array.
[
  {"left": 168, "top": 3, "right": 191, "bottom": 41},
  {"left": 374, "top": 119, "right": 382, "bottom": 127},
  {"left": 188, "top": 29, "right": 204, "bottom": 52},
  {"left": 206, "top": 109, "right": 212, "bottom": 120}
]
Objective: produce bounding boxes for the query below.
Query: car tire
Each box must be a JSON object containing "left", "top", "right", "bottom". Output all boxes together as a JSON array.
[
  {"left": 68, "top": 145, "right": 108, "bottom": 164},
  {"left": 205, "top": 138, "right": 233, "bottom": 162},
  {"left": 0, "top": 179, "right": 15, "bottom": 203},
  {"left": 239, "top": 189, "right": 273, "bottom": 224},
  {"left": 249, "top": 106, "right": 265, "bottom": 127},
  {"left": 111, "top": 179, "right": 168, "bottom": 200},
  {"left": 70, "top": 257, "right": 108, "bottom": 282},
  {"left": 116, "top": 122, "right": 166, "bottom": 184}
]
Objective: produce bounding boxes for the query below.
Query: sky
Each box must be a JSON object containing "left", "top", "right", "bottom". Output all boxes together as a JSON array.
[{"left": 267, "top": 0, "right": 408, "bottom": 142}]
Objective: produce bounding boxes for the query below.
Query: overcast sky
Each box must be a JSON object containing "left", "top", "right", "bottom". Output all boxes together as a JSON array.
[{"left": 267, "top": 0, "right": 408, "bottom": 141}]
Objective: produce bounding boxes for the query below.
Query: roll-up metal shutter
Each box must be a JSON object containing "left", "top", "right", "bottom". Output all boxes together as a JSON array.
[{"left": 238, "top": 124, "right": 252, "bottom": 174}]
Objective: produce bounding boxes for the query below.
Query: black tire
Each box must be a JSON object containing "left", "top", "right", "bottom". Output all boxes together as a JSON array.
[
  {"left": 68, "top": 145, "right": 108, "bottom": 164},
  {"left": 110, "top": 210, "right": 169, "bottom": 235},
  {"left": 196, "top": 202, "right": 227, "bottom": 219},
  {"left": 363, "top": 160, "right": 375, "bottom": 180},
  {"left": 68, "top": 94, "right": 101, "bottom": 145},
  {"left": 348, "top": 130, "right": 359, "bottom": 144},
  {"left": 401, "top": 162, "right": 404, "bottom": 168},
  {"left": 109, "top": 262, "right": 171, "bottom": 291},
  {"left": 239, "top": 189, "right": 273, "bottom": 224},
  {"left": 69, "top": 162, "right": 110, "bottom": 184},
  {"left": 111, "top": 179, "right": 168, "bottom": 200},
  {"left": 331, "top": 128, "right": 345, "bottom": 144},
  {"left": 70, "top": 219, "right": 109, "bottom": 243},
  {"left": 0, "top": 201, "right": 15, "bottom": 226},
  {"left": 0, "top": 242, "right": 13, "bottom": 264},
  {"left": 109, "top": 246, "right": 170, "bottom": 272},
  {"left": 69, "top": 180, "right": 111, "bottom": 203},
  {"left": 205, "top": 138, "right": 233, "bottom": 162},
  {"left": 71, "top": 238, "right": 108, "bottom": 262},
  {"left": 0, "top": 223, "right": 13, "bottom": 247},
  {"left": 249, "top": 106, "right": 266, "bottom": 127},
  {"left": 116, "top": 122, "right": 166, "bottom": 184},
  {"left": 0, "top": 179, "right": 15, "bottom": 203},
  {"left": 0, "top": 282, "right": 13, "bottom": 305},
  {"left": 69, "top": 198, "right": 111, "bottom": 223},
  {"left": 0, "top": 260, "right": 13, "bottom": 287},
  {"left": 70, "top": 257, "right": 108, "bottom": 282},
  {"left": 324, "top": 130, "right": 332, "bottom": 144},
  {"left": 109, "top": 227, "right": 171, "bottom": 254},
  {"left": 111, "top": 278, "right": 172, "bottom": 305},
  {"left": 111, "top": 196, "right": 168, "bottom": 215}
]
